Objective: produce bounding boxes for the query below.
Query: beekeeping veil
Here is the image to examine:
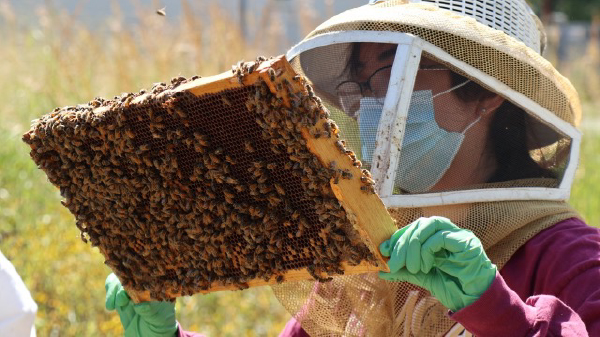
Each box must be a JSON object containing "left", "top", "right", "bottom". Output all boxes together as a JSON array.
[{"left": 271, "top": 0, "right": 583, "bottom": 336}]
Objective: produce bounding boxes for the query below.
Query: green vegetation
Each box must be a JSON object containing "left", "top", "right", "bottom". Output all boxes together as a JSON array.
[
  {"left": 0, "top": 2, "right": 598, "bottom": 336},
  {"left": 529, "top": 0, "right": 600, "bottom": 22},
  {"left": 0, "top": 3, "right": 291, "bottom": 336}
]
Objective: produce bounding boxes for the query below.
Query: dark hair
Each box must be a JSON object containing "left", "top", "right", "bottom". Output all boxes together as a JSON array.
[{"left": 449, "top": 72, "right": 557, "bottom": 182}]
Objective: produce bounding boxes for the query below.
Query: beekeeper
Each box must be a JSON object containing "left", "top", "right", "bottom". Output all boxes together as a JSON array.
[
  {"left": 105, "top": 0, "right": 600, "bottom": 336},
  {"left": 273, "top": 0, "right": 599, "bottom": 335}
]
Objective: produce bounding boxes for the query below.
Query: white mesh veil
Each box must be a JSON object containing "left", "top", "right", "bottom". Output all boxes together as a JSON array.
[
  {"left": 285, "top": 0, "right": 582, "bottom": 206},
  {"left": 273, "top": 1, "right": 583, "bottom": 336}
]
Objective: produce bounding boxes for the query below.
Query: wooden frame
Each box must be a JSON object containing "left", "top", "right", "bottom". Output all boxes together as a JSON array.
[{"left": 122, "top": 56, "right": 397, "bottom": 302}]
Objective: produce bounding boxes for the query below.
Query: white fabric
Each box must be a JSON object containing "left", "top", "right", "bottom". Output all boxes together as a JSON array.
[
  {"left": 369, "top": 0, "right": 542, "bottom": 53},
  {"left": 0, "top": 250, "right": 37, "bottom": 337}
]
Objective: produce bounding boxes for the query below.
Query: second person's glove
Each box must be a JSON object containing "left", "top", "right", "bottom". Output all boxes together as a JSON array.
[{"left": 105, "top": 273, "right": 178, "bottom": 337}]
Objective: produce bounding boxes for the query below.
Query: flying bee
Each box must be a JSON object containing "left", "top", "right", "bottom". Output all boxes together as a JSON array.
[{"left": 156, "top": 7, "right": 166, "bottom": 16}]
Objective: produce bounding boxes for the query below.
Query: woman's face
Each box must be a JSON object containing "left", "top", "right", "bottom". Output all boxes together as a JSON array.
[{"left": 352, "top": 43, "right": 502, "bottom": 191}]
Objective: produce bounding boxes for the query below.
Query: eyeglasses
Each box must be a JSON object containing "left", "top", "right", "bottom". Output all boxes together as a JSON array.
[
  {"left": 335, "top": 64, "right": 452, "bottom": 115},
  {"left": 335, "top": 65, "right": 392, "bottom": 115}
]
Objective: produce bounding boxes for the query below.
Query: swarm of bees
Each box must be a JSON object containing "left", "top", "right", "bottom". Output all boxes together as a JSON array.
[{"left": 22, "top": 56, "right": 378, "bottom": 300}]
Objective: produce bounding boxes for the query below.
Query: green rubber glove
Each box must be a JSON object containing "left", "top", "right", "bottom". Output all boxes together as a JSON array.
[
  {"left": 105, "top": 273, "right": 178, "bottom": 337},
  {"left": 378, "top": 216, "right": 497, "bottom": 312}
]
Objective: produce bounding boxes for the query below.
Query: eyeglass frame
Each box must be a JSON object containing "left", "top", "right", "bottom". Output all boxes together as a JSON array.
[
  {"left": 335, "top": 64, "right": 451, "bottom": 115},
  {"left": 335, "top": 65, "right": 393, "bottom": 98}
]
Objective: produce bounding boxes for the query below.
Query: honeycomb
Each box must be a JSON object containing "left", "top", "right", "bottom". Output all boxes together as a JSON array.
[{"left": 22, "top": 56, "right": 392, "bottom": 301}]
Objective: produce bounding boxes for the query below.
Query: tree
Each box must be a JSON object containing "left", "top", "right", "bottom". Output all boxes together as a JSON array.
[{"left": 528, "top": 0, "right": 600, "bottom": 22}]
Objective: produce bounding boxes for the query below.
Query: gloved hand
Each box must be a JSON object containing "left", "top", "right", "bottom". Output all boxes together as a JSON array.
[
  {"left": 378, "top": 216, "right": 497, "bottom": 312},
  {"left": 105, "top": 273, "right": 178, "bottom": 337}
]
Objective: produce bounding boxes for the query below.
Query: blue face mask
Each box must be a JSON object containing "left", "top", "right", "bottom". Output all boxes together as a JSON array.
[
  {"left": 358, "top": 97, "right": 384, "bottom": 165},
  {"left": 358, "top": 87, "right": 480, "bottom": 193}
]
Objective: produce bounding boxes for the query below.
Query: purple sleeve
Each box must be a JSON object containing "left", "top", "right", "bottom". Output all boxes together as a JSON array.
[
  {"left": 451, "top": 273, "right": 588, "bottom": 336},
  {"left": 279, "top": 317, "right": 310, "bottom": 337},
  {"left": 451, "top": 218, "right": 600, "bottom": 336}
]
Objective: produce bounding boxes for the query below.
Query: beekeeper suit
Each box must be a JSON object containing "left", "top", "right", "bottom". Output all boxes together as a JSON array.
[
  {"left": 0, "top": 250, "right": 37, "bottom": 337},
  {"left": 272, "top": 0, "right": 599, "bottom": 336}
]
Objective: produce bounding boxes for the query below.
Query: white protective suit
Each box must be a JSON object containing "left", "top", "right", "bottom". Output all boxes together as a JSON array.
[{"left": 0, "top": 250, "right": 37, "bottom": 337}]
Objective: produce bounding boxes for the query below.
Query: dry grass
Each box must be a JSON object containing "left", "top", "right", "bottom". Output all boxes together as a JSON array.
[
  {"left": 0, "top": 1, "right": 295, "bottom": 335},
  {"left": 0, "top": 1, "right": 599, "bottom": 336}
]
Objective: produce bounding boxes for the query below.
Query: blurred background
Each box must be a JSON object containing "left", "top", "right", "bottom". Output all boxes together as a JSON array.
[{"left": 0, "top": 0, "right": 598, "bottom": 336}]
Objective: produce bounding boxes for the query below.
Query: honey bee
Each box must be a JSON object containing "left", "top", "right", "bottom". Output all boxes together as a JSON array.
[
  {"left": 341, "top": 169, "right": 353, "bottom": 179},
  {"left": 247, "top": 61, "right": 257, "bottom": 74},
  {"left": 236, "top": 282, "right": 249, "bottom": 290},
  {"left": 221, "top": 94, "right": 232, "bottom": 106},
  {"left": 360, "top": 185, "right": 376, "bottom": 194},
  {"left": 274, "top": 184, "right": 285, "bottom": 195},
  {"left": 268, "top": 68, "right": 276, "bottom": 82},
  {"left": 335, "top": 140, "right": 346, "bottom": 153},
  {"left": 156, "top": 7, "right": 166, "bottom": 16},
  {"left": 244, "top": 141, "right": 255, "bottom": 153}
]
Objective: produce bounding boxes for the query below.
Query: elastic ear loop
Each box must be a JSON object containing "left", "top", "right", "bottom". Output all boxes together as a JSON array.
[
  {"left": 461, "top": 114, "right": 483, "bottom": 135},
  {"left": 432, "top": 79, "right": 471, "bottom": 99},
  {"left": 431, "top": 79, "right": 484, "bottom": 134}
]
